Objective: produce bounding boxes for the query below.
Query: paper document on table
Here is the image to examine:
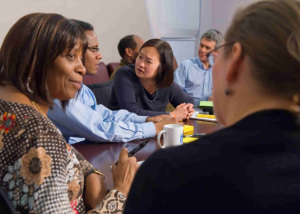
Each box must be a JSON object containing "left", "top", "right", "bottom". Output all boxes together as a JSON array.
[{"left": 190, "top": 111, "right": 217, "bottom": 122}]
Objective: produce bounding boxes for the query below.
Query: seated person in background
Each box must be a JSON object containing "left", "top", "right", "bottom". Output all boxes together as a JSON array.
[
  {"left": 174, "top": 29, "right": 223, "bottom": 106},
  {"left": 109, "top": 39, "right": 195, "bottom": 118},
  {"left": 48, "top": 20, "right": 177, "bottom": 144},
  {"left": 109, "top": 34, "right": 144, "bottom": 80},
  {"left": 124, "top": 0, "right": 300, "bottom": 213},
  {"left": 0, "top": 13, "right": 138, "bottom": 213}
]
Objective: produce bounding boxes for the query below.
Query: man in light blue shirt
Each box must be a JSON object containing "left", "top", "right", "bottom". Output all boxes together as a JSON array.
[
  {"left": 174, "top": 29, "right": 223, "bottom": 106},
  {"left": 48, "top": 20, "right": 173, "bottom": 144}
]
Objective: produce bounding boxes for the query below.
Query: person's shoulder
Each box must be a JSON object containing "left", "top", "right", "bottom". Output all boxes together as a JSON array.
[
  {"left": 14, "top": 102, "right": 61, "bottom": 136},
  {"left": 143, "top": 140, "right": 210, "bottom": 170},
  {"left": 142, "top": 122, "right": 257, "bottom": 171},
  {"left": 75, "top": 84, "right": 94, "bottom": 101},
  {"left": 137, "top": 141, "right": 213, "bottom": 188},
  {"left": 80, "top": 84, "right": 93, "bottom": 95},
  {"left": 116, "top": 64, "right": 135, "bottom": 73},
  {"left": 181, "top": 57, "right": 198, "bottom": 66},
  {"left": 81, "top": 83, "right": 91, "bottom": 91},
  {"left": 115, "top": 64, "right": 134, "bottom": 75},
  {"left": 170, "top": 80, "right": 180, "bottom": 86},
  {"left": 168, "top": 81, "right": 181, "bottom": 91},
  {"left": 115, "top": 64, "right": 136, "bottom": 80},
  {"left": 0, "top": 101, "right": 67, "bottom": 155},
  {"left": 139, "top": 148, "right": 170, "bottom": 174},
  {"left": 144, "top": 128, "right": 240, "bottom": 171},
  {"left": 176, "top": 58, "right": 198, "bottom": 73}
]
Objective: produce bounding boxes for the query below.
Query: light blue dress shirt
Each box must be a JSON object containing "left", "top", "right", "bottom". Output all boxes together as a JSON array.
[
  {"left": 47, "top": 84, "right": 156, "bottom": 144},
  {"left": 174, "top": 57, "right": 213, "bottom": 106}
]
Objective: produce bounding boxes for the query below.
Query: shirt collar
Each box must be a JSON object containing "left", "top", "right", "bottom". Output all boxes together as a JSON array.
[
  {"left": 120, "top": 59, "right": 131, "bottom": 66},
  {"left": 196, "top": 57, "right": 212, "bottom": 70}
]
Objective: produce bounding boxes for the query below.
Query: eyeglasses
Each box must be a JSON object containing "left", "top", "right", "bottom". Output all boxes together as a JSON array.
[
  {"left": 206, "top": 42, "right": 233, "bottom": 66},
  {"left": 87, "top": 47, "right": 100, "bottom": 54}
]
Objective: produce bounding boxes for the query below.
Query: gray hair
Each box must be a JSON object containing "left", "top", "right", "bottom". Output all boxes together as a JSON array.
[{"left": 200, "top": 29, "right": 223, "bottom": 47}]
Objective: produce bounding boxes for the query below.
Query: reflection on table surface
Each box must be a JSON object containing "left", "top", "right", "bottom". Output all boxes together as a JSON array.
[{"left": 73, "top": 119, "right": 223, "bottom": 190}]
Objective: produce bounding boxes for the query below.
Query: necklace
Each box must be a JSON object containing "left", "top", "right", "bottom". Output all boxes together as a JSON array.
[
  {"left": 139, "top": 81, "right": 159, "bottom": 103},
  {"left": 31, "top": 100, "right": 47, "bottom": 117}
]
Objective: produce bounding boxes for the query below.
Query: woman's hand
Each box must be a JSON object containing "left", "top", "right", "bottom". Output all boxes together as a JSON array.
[
  {"left": 185, "top": 103, "right": 195, "bottom": 119},
  {"left": 112, "top": 148, "right": 140, "bottom": 197},
  {"left": 171, "top": 103, "right": 189, "bottom": 119},
  {"left": 171, "top": 103, "right": 195, "bottom": 120},
  {"left": 146, "top": 114, "right": 170, "bottom": 123}
]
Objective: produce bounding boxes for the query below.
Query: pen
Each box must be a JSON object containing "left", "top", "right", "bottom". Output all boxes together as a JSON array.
[
  {"left": 183, "top": 133, "right": 207, "bottom": 138},
  {"left": 115, "top": 139, "right": 150, "bottom": 166}
]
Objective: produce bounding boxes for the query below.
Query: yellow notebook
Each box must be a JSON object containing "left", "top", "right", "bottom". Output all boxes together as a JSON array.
[
  {"left": 183, "top": 137, "right": 198, "bottom": 143},
  {"left": 183, "top": 125, "right": 194, "bottom": 134}
]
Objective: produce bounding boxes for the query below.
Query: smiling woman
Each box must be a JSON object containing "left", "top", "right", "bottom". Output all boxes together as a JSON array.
[
  {"left": 46, "top": 44, "right": 86, "bottom": 100},
  {"left": 0, "top": 13, "right": 87, "bottom": 110},
  {"left": 0, "top": 13, "right": 138, "bottom": 213}
]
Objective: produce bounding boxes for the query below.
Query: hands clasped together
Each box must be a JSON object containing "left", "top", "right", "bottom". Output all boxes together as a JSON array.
[
  {"left": 171, "top": 103, "right": 195, "bottom": 119},
  {"left": 146, "top": 103, "right": 194, "bottom": 135}
]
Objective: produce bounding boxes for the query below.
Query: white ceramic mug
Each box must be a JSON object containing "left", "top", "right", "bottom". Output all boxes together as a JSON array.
[{"left": 157, "top": 124, "right": 183, "bottom": 148}]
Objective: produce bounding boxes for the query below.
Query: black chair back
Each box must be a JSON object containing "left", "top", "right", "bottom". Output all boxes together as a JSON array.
[
  {"left": 87, "top": 80, "right": 114, "bottom": 108},
  {"left": 0, "top": 187, "right": 16, "bottom": 214}
]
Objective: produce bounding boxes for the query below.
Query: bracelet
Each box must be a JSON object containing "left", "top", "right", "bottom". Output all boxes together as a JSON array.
[
  {"left": 94, "top": 169, "right": 105, "bottom": 177},
  {"left": 170, "top": 112, "right": 176, "bottom": 118}
]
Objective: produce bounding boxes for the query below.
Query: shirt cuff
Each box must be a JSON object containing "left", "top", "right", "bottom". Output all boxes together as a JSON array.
[
  {"left": 133, "top": 115, "right": 148, "bottom": 123},
  {"left": 140, "top": 122, "right": 156, "bottom": 138}
]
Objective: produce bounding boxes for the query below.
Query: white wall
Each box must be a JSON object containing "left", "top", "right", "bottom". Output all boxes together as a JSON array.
[
  {"left": 0, "top": 0, "right": 260, "bottom": 64},
  {"left": 145, "top": 0, "right": 200, "bottom": 65},
  {"left": 0, "top": 0, "right": 152, "bottom": 64},
  {"left": 144, "top": 0, "right": 258, "bottom": 65},
  {"left": 197, "top": 0, "right": 258, "bottom": 52}
]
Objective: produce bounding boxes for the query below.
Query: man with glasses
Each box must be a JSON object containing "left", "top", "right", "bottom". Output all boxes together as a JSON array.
[
  {"left": 81, "top": 21, "right": 103, "bottom": 76},
  {"left": 174, "top": 29, "right": 223, "bottom": 106},
  {"left": 48, "top": 20, "right": 174, "bottom": 144}
]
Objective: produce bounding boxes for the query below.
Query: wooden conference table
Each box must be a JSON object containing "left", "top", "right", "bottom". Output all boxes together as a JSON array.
[{"left": 73, "top": 118, "right": 223, "bottom": 190}]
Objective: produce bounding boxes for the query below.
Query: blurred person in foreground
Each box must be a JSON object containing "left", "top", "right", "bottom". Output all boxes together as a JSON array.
[
  {"left": 124, "top": 0, "right": 300, "bottom": 213},
  {"left": 48, "top": 21, "right": 177, "bottom": 144},
  {"left": 0, "top": 13, "right": 138, "bottom": 213}
]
